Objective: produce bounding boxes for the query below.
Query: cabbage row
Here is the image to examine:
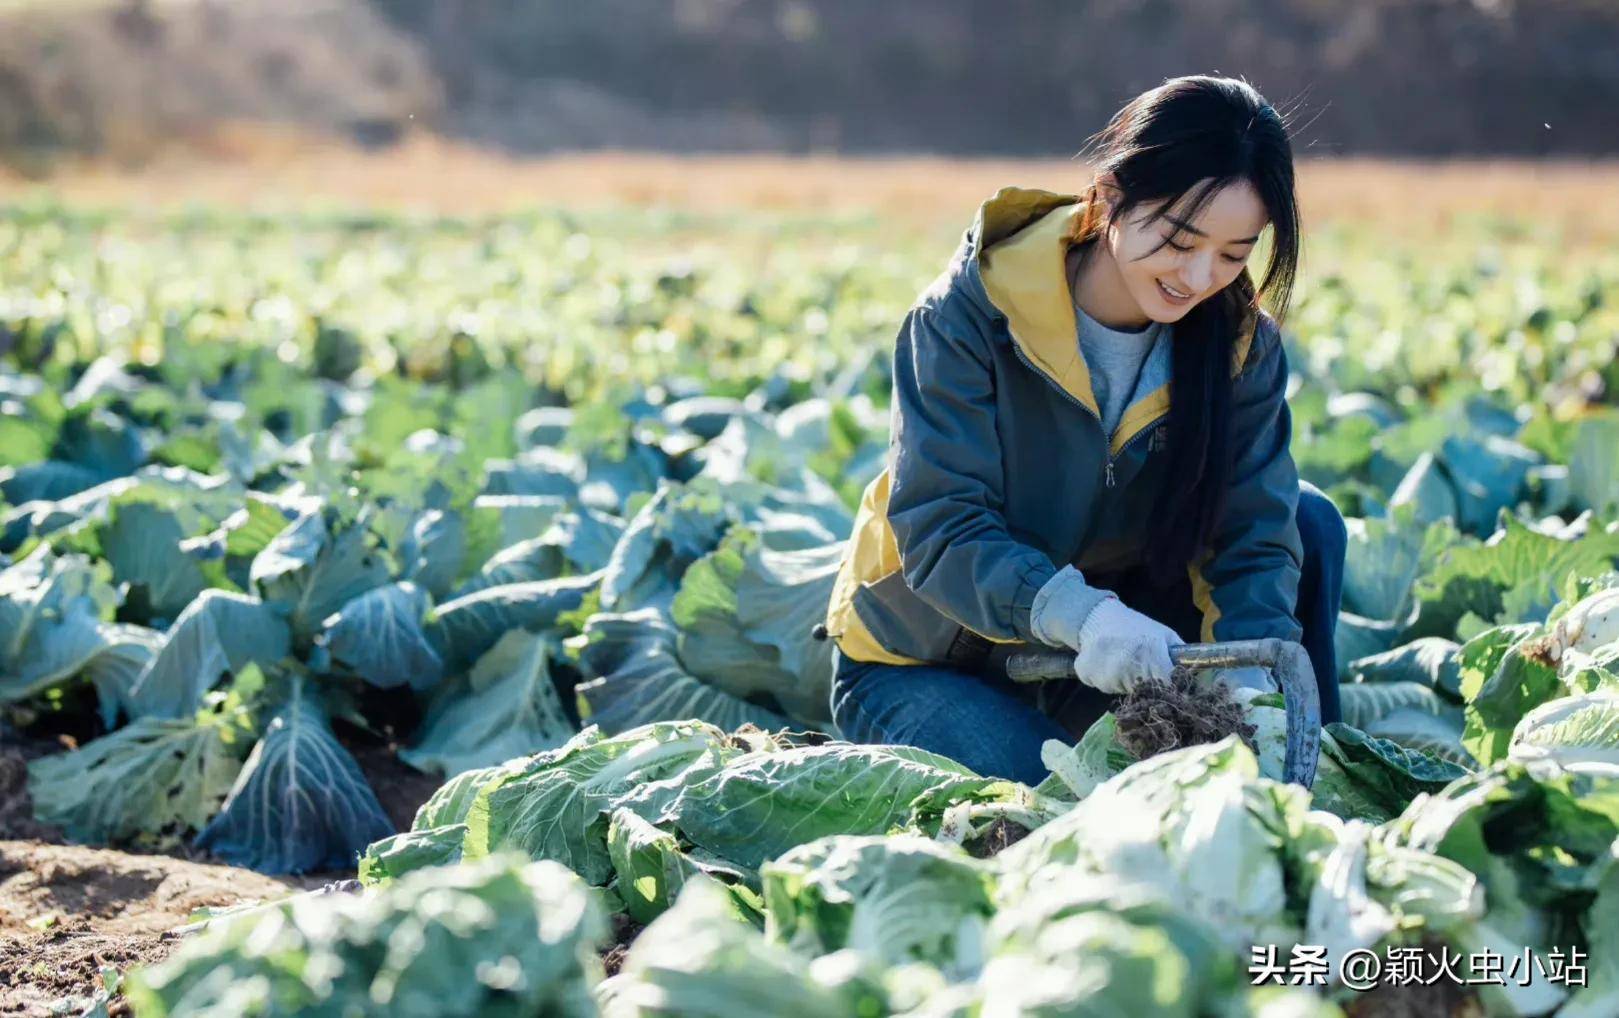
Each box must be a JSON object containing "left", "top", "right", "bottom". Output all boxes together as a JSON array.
[
  {"left": 5, "top": 209, "right": 1619, "bottom": 874},
  {"left": 6, "top": 205, "right": 1619, "bottom": 1014},
  {"left": 130, "top": 688, "right": 1619, "bottom": 1015},
  {"left": 3, "top": 379, "right": 876, "bottom": 871},
  {"left": 8, "top": 343, "right": 1619, "bottom": 870},
  {"left": 96, "top": 578, "right": 1619, "bottom": 1015}
]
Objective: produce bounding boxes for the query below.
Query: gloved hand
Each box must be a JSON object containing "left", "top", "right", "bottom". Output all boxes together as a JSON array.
[
  {"left": 1066, "top": 596, "right": 1185, "bottom": 694},
  {"left": 1028, "top": 565, "right": 1117, "bottom": 650},
  {"left": 1029, "top": 565, "right": 1183, "bottom": 694}
]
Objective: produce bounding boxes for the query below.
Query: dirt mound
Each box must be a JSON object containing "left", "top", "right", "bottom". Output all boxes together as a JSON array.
[
  {"left": 1342, "top": 937, "right": 1487, "bottom": 1018},
  {"left": 0, "top": 840, "right": 324, "bottom": 1016}
]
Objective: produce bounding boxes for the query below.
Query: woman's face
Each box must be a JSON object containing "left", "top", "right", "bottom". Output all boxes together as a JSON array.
[{"left": 1098, "top": 176, "right": 1270, "bottom": 325}]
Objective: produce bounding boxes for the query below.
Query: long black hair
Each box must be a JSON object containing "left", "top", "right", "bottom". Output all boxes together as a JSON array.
[{"left": 1069, "top": 75, "right": 1302, "bottom": 586}]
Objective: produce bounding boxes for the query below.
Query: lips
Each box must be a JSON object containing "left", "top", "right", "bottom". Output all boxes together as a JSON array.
[{"left": 1157, "top": 278, "right": 1194, "bottom": 305}]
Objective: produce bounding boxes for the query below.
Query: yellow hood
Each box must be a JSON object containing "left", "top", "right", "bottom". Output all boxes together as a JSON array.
[{"left": 968, "top": 186, "right": 1259, "bottom": 418}]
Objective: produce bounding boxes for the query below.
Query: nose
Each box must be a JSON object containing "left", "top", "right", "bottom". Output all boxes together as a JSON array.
[{"left": 1182, "top": 252, "right": 1215, "bottom": 293}]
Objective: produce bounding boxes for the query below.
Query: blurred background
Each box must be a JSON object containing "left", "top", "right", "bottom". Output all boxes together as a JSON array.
[
  {"left": 4, "top": 0, "right": 1619, "bottom": 166},
  {"left": 0, "top": 0, "right": 1612, "bottom": 174},
  {"left": 0, "top": 0, "right": 1614, "bottom": 235}
]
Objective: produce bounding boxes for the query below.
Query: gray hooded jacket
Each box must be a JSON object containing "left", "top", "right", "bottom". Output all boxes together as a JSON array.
[{"left": 823, "top": 187, "right": 1304, "bottom": 666}]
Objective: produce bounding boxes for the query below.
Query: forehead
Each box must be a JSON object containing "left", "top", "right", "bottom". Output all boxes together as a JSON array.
[{"left": 1137, "top": 179, "right": 1269, "bottom": 241}]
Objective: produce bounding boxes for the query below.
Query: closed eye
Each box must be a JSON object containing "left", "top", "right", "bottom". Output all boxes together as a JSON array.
[{"left": 1165, "top": 237, "right": 1246, "bottom": 264}]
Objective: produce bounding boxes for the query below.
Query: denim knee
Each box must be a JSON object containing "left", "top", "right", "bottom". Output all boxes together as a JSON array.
[{"left": 1297, "top": 481, "right": 1348, "bottom": 567}]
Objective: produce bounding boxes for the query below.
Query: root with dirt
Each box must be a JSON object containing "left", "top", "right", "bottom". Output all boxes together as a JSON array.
[
  {"left": 1113, "top": 666, "right": 1257, "bottom": 761},
  {"left": 1340, "top": 936, "right": 1487, "bottom": 1018}
]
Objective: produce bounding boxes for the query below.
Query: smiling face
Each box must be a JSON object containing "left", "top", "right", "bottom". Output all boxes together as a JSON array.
[{"left": 1087, "top": 175, "right": 1271, "bottom": 327}]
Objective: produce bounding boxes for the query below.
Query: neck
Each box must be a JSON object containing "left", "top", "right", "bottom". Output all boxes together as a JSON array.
[{"left": 1068, "top": 242, "right": 1152, "bottom": 332}]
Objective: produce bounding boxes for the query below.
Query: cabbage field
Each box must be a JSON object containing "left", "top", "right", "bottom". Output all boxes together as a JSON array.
[{"left": 4, "top": 195, "right": 1619, "bottom": 1016}]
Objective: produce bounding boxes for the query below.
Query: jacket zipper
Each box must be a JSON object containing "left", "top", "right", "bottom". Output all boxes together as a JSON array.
[
  {"left": 1106, "top": 418, "right": 1164, "bottom": 488},
  {"left": 1007, "top": 342, "right": 1164, "bottom": 490}
]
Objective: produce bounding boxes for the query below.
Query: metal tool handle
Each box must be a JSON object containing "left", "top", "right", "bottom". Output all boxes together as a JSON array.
[{"left": 1006, "top": 639, "right": 1321, "bottom": 789}]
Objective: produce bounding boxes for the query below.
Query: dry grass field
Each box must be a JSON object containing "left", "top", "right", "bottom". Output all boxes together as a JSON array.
[{"left": 3, "top": 129, "right": 1617, "bottom": 245}]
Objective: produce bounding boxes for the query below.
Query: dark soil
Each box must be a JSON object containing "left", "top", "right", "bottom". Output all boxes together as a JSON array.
[
  {"left": 345, "top": 738, "right": 445, "bottom": 834},
  {"left": 964, "top": 818, "right": 1032, "bottom": 859},
  {"left": 331, "top": 691, "right": 443, "bottom": 834},
  {"left": 0, "top": 747, "right": 64, "bottom": 845},
  {"left": 1114, "top": 666, "right": 1257, "bottom": 761},
  {"left": 3, "top": 916, "right": 172, "bottom": 1017},
  {"left": 0, "top": 840, "right": 326, "bottom": 1017},
  {"left": 601, "top": 912, "right": 646, "bottom": 978}
]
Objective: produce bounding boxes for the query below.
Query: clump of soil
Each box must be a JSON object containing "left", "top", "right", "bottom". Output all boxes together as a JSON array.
[
  {"left": 1114, "top": 666, "right": 1256, "bottom": 760},
  {"left": 964, "top": 818, "right": 1032, "bottom": 859},
  {"left": 601, "top": 912, "right": 646, "bottom": 978},
  {"left": 1343, "top": 982, "right": 1486, "bottom": 1018},
  {"left": 0, "top": 748, "right": 64, "bottom": 844},
  {"left": 3, "top": 916, "right": 172, "bottom": 1017},
  {"left": 0, "top": 841, "right": 327, "bottom": 1017}
]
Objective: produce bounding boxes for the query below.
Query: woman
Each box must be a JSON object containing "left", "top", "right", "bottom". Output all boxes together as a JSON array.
[{"left": 821, "top": 75, "right": 1346, "bottom": 786}]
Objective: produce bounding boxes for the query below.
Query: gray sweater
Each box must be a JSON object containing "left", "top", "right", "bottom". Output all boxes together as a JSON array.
[{"left": 1073, "top": 302, "right": 1165, "bottom": 440}]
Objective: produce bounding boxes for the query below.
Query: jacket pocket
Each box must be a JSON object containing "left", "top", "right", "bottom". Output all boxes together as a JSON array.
[{"left": 848, "top": 570, "right": 966, "bottom": 664}]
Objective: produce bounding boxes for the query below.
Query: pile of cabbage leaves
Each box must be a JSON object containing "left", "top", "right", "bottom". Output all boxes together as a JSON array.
[{"left": 133, "top": 691, "right": 1619, "bottom": 1015}]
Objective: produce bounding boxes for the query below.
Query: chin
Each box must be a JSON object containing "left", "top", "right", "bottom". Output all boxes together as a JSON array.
[
  {"left": 1139, "top": 283, "right": 1200, "bottom": 323},
  {"left": 1139, "top": 294, "right": 1192, "bottom": 325}
]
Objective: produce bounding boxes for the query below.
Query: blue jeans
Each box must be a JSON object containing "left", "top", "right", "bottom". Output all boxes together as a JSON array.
[{"left": 830, "top": 482, "right": 1347, "bottom": 786}]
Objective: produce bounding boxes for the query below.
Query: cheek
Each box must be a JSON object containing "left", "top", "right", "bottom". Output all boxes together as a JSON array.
[
  {"left": 1111, "top": 228, "right": 1153, "bottom": 266},
  {"left": 1218, "top": 262, "right": 1249, "bottom": 288},
  {"left": 1122, "top": 243, "right": 1171, "bottom": 282}
]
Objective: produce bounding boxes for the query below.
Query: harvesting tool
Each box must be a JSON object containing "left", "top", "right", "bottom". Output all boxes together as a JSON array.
[{"left": 1004, "top": 638, "right": 1321, "bottom": 788}]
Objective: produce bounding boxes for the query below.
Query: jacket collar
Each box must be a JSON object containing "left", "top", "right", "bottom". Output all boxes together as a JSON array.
[{"left": 969, "top": 187, "right": 1257, "bottom": 423}]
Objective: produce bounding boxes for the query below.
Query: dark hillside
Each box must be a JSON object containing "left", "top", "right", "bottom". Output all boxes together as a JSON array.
[
  {"left": 2, "top": 0, "right": 1616, "bottom": 168},
  {"left": 376, "top": 0, "right": 1619, "bottom": 156}
]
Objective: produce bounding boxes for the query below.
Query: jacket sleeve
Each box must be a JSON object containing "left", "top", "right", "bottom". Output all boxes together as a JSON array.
[
  {"left": 1189, "top": 316, "right": 1305, "bottom": 644},
  {"left": 883, "top": 303, "right": 1059, "bottom": 642}
]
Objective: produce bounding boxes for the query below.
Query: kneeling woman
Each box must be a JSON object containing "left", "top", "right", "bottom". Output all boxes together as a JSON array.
[{"left": 822, "top": 75, "right": 1346, "bottom": 785}]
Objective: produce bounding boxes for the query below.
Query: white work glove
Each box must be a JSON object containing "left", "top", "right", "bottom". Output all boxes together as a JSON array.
[
  {"left": 1029, "top": 565, "right": 1114, "bottom": 649},
  {"left": 1029, "top": 565, "right": 1183, "bottom": 694},
  {"left": 1066, "top": 596, "right": 1185, "bottom": 694}
]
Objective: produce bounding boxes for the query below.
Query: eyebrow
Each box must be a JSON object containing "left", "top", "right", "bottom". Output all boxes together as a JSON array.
[{"left": 1165, "top": 215, "right": 1261, "bottom": 245}]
